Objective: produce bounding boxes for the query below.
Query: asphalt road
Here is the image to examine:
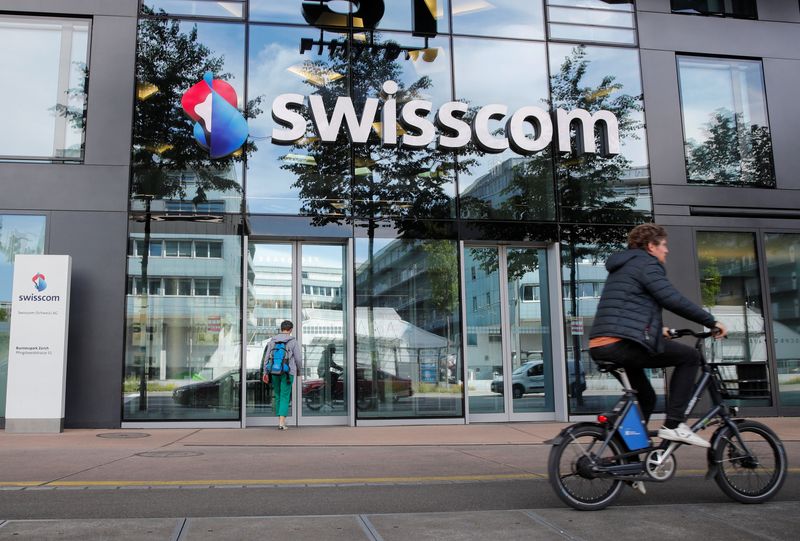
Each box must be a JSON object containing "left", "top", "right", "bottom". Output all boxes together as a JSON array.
[{"left": 1, "top": 473, "right": 798, "bottom": 520}]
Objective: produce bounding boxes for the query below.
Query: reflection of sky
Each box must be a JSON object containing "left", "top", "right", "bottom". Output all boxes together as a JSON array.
[
  {"left": 0, "top": 216, "right": 47, "bottom": 301},
  {"left": 181, "top": 21, "right": 245, "bottom": 103},
  {"left": 549, "top": 44, "right": 648, "bottom": 168},
  {"left": 252, "top": 243, "right": 343, "bottom": 270},
  {"left": 678, "top": 57, "right": 768, "bottom": 144},
  {"left": 247, "top": 25, "right": 453, "bottom": 213},
  {"left": 451, "top": 0, "right": 544, "bottom": 40},
  {"left": 0, "top": 19, "right": 89, "bottom": 158},
  {"left": 453, "top": 38, "right": 549, "bottom": 190}
]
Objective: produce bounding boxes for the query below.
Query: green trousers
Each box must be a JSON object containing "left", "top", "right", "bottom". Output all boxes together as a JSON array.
[{"left": 272, "top": 373, "right": 294, "bottom": 417}]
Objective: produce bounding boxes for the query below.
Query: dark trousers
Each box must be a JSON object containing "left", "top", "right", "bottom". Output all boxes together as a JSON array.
[{"left": 590, "top": 339, "right": 701, "bottom": 424}]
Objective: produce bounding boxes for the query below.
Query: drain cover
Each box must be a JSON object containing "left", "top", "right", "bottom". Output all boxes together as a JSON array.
[
  {"left": 97, "top": 432, "right": 151, "bottom": 439},
  {"left": 135, "top": 451, "right": 203, "bottom": 458}
]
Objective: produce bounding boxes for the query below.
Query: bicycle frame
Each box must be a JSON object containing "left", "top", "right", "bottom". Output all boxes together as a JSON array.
[{"left": 578, "top": 330, "right": 755, "bottom": 481}]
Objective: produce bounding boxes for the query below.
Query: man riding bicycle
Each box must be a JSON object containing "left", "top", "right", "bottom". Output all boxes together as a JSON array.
[{"left": 589, "top": 224, "right": 727, "bottom": 448}]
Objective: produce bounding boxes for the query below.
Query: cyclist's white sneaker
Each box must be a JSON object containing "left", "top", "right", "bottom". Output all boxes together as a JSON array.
[
  {"left": 630, "top": 481, "right": 647, "bottom": 495},
  {"left": 658, "top": 423, "right": 710, "bottom": 448}
]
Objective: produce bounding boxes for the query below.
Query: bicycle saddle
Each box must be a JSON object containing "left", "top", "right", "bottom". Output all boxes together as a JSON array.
[{"left": 594, "top": 360, "right": 623, "bottom": 373}]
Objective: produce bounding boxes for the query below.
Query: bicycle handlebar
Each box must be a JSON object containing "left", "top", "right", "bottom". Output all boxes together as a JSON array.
[{"left": 668, "top": 328, "right": 718, "bottom": 339}]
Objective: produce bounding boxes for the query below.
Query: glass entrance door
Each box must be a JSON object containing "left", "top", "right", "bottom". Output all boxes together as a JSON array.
[
  {"left": 463, "top": 245, "right": 554, "bottom": 421},
  {"left": 245, "top": 241, "right": 348, "bottom": 426}
]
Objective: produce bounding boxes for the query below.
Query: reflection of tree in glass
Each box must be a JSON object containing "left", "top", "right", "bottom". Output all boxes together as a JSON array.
[
  {"left": 132, "top": 9, "right": 261, "bottom": 203},
  {"left": 700, "top": 256, "right": 722, "bottom": 308},
  {"left": 686, "top": 109, "right": 774, "bottom": 187},
  {"left": 281, "top": 34, "right": 480, "bottom": 223},
  {"left": 423, "top": 240, "right": 459, "bottom": 364}
]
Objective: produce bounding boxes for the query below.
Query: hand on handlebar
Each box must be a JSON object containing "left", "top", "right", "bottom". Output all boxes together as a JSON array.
[{"left": 712, "top": 321, "right": 728, "bottom": 339}]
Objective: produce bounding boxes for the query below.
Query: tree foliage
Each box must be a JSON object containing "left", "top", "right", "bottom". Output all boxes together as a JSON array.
[
  {"left": 132, "top": 11, "right": 262, "bottom": 203},
  {"left": 686, "top": 109, "right": 774, "bottom": 187}
]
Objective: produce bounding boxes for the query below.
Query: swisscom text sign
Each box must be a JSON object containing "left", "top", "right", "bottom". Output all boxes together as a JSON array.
[
  {"left": 5, "top": 255, "right": 72, "bottom": 433},
  {"left": 271, "top": 80, "right": 620, "bottom": 156}
]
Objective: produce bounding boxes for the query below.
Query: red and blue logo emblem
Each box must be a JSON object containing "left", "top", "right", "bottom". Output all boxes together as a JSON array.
[
  {"left": 181, "top": 72, "right": 248, "bottom": 159},
  {"left": 32, "top": 273, "right": 47, "bottom": 292}
]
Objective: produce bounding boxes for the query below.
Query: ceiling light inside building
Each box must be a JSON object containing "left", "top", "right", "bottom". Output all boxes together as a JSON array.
[{"left": 452, "top": 0, "right": 495, "bottom": 16}]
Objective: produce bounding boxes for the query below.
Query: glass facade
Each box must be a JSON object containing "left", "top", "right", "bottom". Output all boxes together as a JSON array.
[
  {"left": 123, "top": 0, "right": 655, "bottom": 423},
  {"left": 697, "top": 231, "right": 770, "bottom": 407},
  {"left": 0, "top": 16, "right": 90, "bottom": 160},
  {"left": 355, "top": 238, "right": 462, "bottom": 419},
  {"left": 677, "top": 56, "right": 775, "bottom": 187},
  {"left": 764, "top": 234, "right": 799, "bottom": 408},
  {"left": 0, "top": 216, "right": 47, "bottom": 419},
  {"left": 123, "top": 230, "right": 242, "bottom": 421}
]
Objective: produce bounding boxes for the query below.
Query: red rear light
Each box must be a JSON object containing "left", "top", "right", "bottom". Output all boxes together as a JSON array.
[{"left": 597, "top": 415, "right": 609, "bottom": 424}]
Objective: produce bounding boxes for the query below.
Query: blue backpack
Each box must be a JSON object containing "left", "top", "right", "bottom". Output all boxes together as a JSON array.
[{"left": 267, "top": 341, "right": 291, "bottom": 376}]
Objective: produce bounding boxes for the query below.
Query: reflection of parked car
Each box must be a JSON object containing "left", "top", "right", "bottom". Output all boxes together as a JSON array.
[
  {"left": 172, "top": 369, "right": 268, "bottom": 407},
  {"left": 354, "top": 366, "right": 413, "bottom": 409},
  {"left": 491, "top": 360, "right": 586, "bottom": 399}
]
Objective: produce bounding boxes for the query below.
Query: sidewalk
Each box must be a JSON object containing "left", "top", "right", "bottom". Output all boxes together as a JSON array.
[
  {"left": 0, "top": 418, "right": 798, "bottom": 488},
  {"left": 1, "top": 419, "right": 798, "bottom": 540}
]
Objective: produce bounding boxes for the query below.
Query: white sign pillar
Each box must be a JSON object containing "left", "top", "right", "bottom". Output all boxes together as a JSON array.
[{"left": 5, "top": 255, "right": 72, "bottom": 433}]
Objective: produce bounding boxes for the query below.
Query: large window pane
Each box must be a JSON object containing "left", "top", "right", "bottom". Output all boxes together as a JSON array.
[
  {"left": 697, "top": 231, "right": 771, "bottom": 406},
  {"left": 549, "top": 44, "right": 651, "bottom": 224},
  {"left": 0, "top": 216, "right": 47, "bottom": 419},
  {"left": 464, "top": 247, "right": 504, "bottom": 414},
  {"left": 561, "top": 235, "right": 666, "bottom": 415},
  {"left": 678, "top": 56, "right": 774, "bottom": 187},
  {"left": 131, "top": 18, "right": 246, "bottom": 213},
  {"left": 454, "top": 38, "right": 555, "bottom": 222},
  {"left": 301, "top": 244, "right": 347, "bottom": 417},
  {"left": 123, "top": 232, "right": 241, "bottom": 421},
  {"left": 508, "top": 248, "right": 553, "bottom": 413},
  {"left": 247, "top": 25, "right": 350, "bottom": 216},
  {"left": 765, "top": 234, "right": 799, "bottom": 408},
  {"left": 451, "top": 0, "right": 545, "bottom": 40},
  {"left": 355, "top": 238, "right": 462, "bottom": 419},
  {"left": 0, "top": 16, "right": 90, "bottom": 160},
  {"left": 351, "top": 31, "right": 456, "bottom": 219},
  {"left": 246, "top": 243, "right": 293, "bottom": 418}
]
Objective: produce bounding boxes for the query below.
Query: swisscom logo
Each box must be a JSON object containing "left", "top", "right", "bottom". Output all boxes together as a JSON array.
[
  {"left": 19, "top": 272, "right": 60, "bottom": 302},
  {"left": 181, "top": 71, "right": 248, "bottom": 159},
  {"left": 32, "top": 273, "right": 47, "bottom": 292}
]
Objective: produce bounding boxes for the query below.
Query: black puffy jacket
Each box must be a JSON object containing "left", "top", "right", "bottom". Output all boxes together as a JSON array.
[{"left": 589, "top": 249, "right": 716, "bottom": 353}]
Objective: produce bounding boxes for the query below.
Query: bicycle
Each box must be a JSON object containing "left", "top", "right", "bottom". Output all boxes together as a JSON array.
[{"left": 548, "top": 329, "right": 788, "bottom": 511}]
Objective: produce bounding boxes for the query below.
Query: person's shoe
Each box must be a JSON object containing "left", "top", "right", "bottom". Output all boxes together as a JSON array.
[
  {"left": 658, "top": 423, "right": 710, "bottom": 448},
  {"left": 278, "top": 424, "right": 287, "bottom": 431},
  {"left": 630, "top": 481, "right": 647, "bottom": 495}
]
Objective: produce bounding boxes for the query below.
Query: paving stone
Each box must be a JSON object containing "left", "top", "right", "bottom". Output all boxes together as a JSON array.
[
  {"left": 178, "top": 516, "right": 370, "bottom": 541},
  {"left": 365, "top": 510, "right": 564, "bottom": 541},
  {"left": 0, "top": 518, "right": 180, "bottom": 541}
]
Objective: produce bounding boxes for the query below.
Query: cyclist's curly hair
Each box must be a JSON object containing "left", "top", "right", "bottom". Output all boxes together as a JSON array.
[{"left": 628, "top": 223, "right": 668, "bottom": 250}]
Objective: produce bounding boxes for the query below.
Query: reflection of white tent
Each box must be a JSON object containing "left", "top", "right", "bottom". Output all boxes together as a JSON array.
[
  {"left": 706, "top": 306, "right": 767, "bottom": 362},
  {"left": 245, "top": 308, "right": 448, "bottom": 370},
  {"left": 299, "top": 307, "right": 447, "bottom": 349}
]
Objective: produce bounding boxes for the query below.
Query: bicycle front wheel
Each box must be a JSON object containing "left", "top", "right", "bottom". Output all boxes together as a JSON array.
[
  {"left": 713, "top": 420, "right": 787, "bottom": 503},
  {"left": 548, "top": 424, "right": 625, "bottom": 511}
]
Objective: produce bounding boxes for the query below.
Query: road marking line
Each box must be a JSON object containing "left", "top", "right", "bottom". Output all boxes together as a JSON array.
[{"left": 1, "top": 467, "right": 797, "bottom": 488}]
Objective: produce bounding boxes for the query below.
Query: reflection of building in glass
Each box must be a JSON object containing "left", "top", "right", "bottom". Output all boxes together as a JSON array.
[{"left": 124, "top": 234, "right": 240, "bottom": 383}]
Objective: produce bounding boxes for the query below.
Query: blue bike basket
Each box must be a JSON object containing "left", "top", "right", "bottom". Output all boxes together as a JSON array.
[{"left": 618, "top": 405, "right": 650, "bottom": 451}]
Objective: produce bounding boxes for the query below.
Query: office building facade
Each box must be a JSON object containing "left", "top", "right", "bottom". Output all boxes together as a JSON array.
[{"left": 1, "top": 0, "right": 798, "bottom": 428}]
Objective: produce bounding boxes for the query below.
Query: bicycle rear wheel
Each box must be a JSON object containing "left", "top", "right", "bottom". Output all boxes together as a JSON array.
[
  {"left": 713, "top": 420, "right": 787, "bottom": 503},
  {"left": 548, "top": 424, "right": 625, "bottom": 511}
]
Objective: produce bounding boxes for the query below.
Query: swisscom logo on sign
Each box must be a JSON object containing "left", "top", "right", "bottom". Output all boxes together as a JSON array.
[
  {"left": 19, "top": 272, "right": 59, "bottom": 302},
  {"left": 32, "top": 273, "right": 47, "bottom": 292},
  {"left": 181, "top": 71, "right": 248, "bottom": 159}
]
